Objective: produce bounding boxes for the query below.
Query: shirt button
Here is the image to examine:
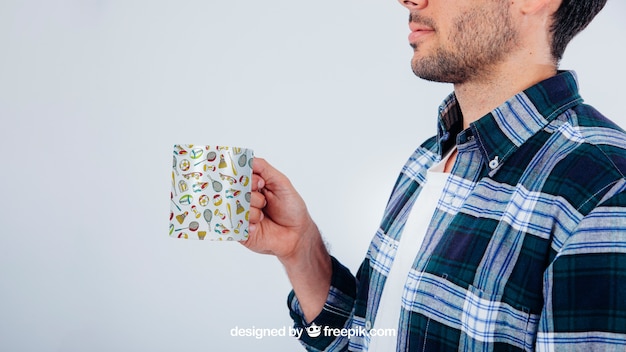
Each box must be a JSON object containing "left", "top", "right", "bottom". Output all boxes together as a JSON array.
[
  {"left": 365, "top": 320, "right": 372, "bottom": 331},
  {"left": 489, "top": 156, "right": 500, "bottom": 169}
]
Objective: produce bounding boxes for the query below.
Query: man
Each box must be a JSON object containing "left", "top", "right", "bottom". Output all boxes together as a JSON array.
[{"left": 243, "top": 0, "right": 626, "bottom": 350}]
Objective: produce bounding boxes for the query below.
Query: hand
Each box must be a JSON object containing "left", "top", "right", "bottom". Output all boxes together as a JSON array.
[{"left": 241, "top": 157, "right": 320, "bottom": 261}]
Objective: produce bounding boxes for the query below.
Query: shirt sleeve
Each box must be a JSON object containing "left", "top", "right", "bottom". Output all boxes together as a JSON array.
[
  {"left": 288, "top": 256, "right": 357, "bottom": 351},
  {"left": 537, "top": 186, "right": 626, "bottom": 351}
]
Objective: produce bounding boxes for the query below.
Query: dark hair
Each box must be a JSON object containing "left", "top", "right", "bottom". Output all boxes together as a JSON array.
[{"left": 550, "top": 0, "right": 607, "bottom": 62}]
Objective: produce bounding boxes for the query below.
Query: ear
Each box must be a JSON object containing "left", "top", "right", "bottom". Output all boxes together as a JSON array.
[{"left": 512, "top": 0, "right": 562, "bottom": 16}]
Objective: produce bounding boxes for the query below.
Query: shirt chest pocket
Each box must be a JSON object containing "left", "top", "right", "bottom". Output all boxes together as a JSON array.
[{"left": 411, "top": 272, "right": 540, "bottom": 351}]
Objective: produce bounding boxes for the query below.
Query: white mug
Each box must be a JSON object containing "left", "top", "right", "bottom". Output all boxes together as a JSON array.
[{"left": 170, "top": 145, "right": 254, "bottom": 241}]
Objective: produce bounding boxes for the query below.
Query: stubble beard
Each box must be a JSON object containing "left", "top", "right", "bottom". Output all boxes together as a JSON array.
[{"left": 410, "top": 3, "right": 519, "bottom": 84}]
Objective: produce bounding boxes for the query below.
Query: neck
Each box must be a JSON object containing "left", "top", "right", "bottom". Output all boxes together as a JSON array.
[{"left": 453, "top": 61, "right": 557, "bottom": 130}]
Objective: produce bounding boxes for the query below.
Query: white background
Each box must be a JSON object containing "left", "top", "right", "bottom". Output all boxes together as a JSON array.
[{"left": 1, "top": 1, "right": 624, "bottom": 351}]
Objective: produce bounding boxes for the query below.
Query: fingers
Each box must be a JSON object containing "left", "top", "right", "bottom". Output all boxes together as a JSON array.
[
  {"left": 248, "top": 185, "right": 267, "bottom": 225},
  {"left": 251, "top": 158, "right": 270, "bottom": 192},
  {"left": 250, "top": 189, "right": 266, "bottom": 208},
  {"left": 251, "top": 157, "right": 269, "bottom": 192},
  {"left": 252, "top": 157, "right": 290, "bottom": 192},
  {"left": 247, "top": 155, "right": 303, "bottom": 232},
  {"left": 252, "top": 157, "right": 269, "bottom": 177},
  {"left": 248, "top": 158, "right": 270, "bottom": 235},
  {"left": 252, "top": 173, "right": 265, "bottom": 192}
]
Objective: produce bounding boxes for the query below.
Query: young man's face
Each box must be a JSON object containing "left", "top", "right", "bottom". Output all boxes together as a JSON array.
[{"left": 400, "top": 0, "right": 520, "bottom": 84}]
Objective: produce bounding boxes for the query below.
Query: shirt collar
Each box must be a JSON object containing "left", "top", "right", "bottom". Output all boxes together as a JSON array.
[{"left": 436, "top": 70, "right": 584, "bottom": 170}]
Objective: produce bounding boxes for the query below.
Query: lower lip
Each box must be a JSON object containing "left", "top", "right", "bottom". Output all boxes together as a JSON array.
[{"left": 409, "top": 30, "right": 434, "bottom": 43}]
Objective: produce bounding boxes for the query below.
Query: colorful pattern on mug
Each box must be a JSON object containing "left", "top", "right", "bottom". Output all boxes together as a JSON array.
[{"left": 170, "top": 145, "right": 254, "bottom": 241}]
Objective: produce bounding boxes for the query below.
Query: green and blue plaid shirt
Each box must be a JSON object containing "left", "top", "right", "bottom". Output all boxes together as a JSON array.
[{"left": 288, "top": 71, "right": 626, "bottom": 351}]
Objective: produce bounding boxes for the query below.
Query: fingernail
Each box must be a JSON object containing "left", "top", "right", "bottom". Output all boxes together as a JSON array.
[{"left": 258, "top": 178, "right": 265, "bottom": 190}]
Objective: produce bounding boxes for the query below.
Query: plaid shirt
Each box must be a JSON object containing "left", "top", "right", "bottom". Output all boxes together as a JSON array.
[{"left": 288, "top": 71, "right": 626, "bottom": 351}]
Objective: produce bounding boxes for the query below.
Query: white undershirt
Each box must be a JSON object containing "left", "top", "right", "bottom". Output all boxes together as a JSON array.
[{"left": 368, "top": 149, "right": 453, "bottom": 351}]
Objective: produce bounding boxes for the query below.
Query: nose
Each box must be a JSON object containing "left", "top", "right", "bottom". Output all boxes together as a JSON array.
[{"left": 397, "top": 0, "right": 427, "bottom": 10}]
